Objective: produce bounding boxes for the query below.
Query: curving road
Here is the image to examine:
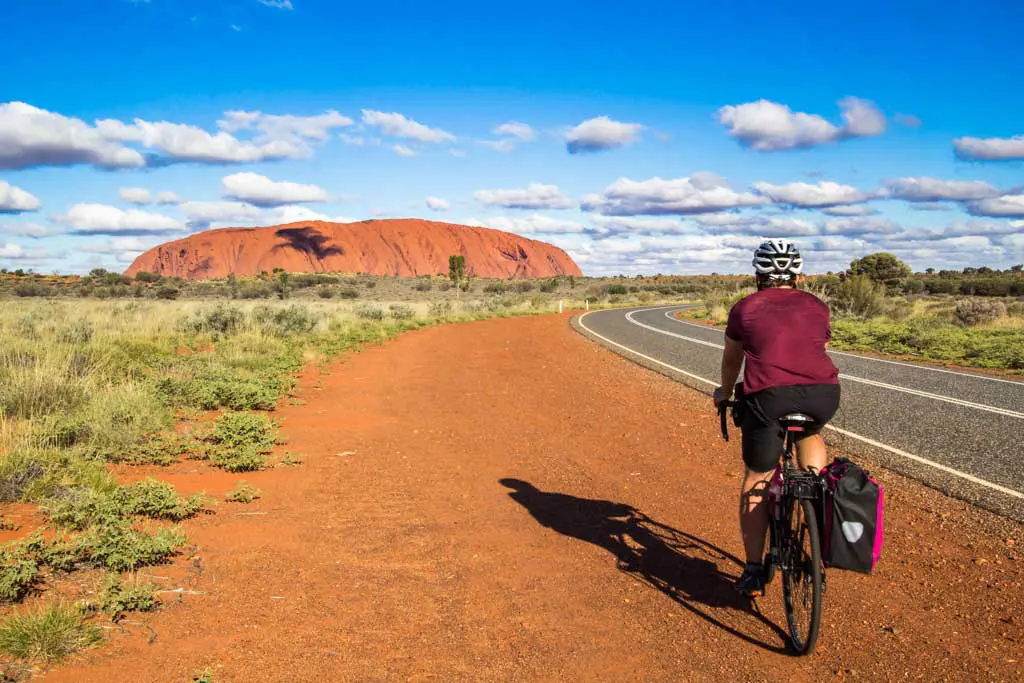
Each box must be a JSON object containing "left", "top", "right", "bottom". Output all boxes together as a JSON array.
[{"left": 576, "top": 305, "right": 1024, "bottom": 520}]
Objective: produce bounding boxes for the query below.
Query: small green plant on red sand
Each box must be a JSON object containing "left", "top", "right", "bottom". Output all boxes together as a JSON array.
[
  {"left": 225, "top": 481, "right": 261, "bottom": 504},
  {"left": 193, "top": 666, "right": 216, "bottom": 682},
  {"left": 0, "top": 601, "right": 102, "bottom": 664},
  {"left": 98, "top": 573, "right": 158, "bottom": 621}
]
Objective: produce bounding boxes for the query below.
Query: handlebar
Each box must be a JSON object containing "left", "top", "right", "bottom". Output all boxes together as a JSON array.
[{"left": 718, "top": 400, "right": 737, "bottom": 442}]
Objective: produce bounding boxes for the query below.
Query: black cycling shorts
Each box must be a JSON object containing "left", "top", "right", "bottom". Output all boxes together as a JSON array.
[{"left": 739, "top": 383, "right": 841, "bottom": 473}]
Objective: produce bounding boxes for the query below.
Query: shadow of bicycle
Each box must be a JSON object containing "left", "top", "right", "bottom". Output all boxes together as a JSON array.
[{"left": 499, "top": 478, "right": 789, "bottom": 653}]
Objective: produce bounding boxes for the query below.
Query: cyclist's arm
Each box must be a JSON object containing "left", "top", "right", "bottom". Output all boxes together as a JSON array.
[{"left": 718, "top": 335, "right": 744, "bottom": 400}]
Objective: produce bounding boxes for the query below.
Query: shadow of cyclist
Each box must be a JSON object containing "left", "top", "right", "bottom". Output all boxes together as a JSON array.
[{"left": 499, "top": 478, "right": 789, "bottom": 653}]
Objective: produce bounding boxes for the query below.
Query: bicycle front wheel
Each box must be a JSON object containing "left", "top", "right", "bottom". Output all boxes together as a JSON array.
[{"left": 782, "top": 498, "right": 823, "bottom": 655}]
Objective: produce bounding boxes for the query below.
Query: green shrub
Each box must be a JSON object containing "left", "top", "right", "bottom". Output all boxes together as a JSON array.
[
  {"left": 134, "top": 271, "right": 161, "bottom": 283},
  {"left": 225, "top": 481, "right": 261, "bottom": 503},
  {"left": 235, "top": 284, "right": 272, "bottom": 299},
  {"left": 0, "top": 544, "right": 39, "bottom": 603},
  {"left": 513, "top": 281, "right": 534, "bottom": 293},
  {"left": 112, "top": 479, "right": 207, "bottom": 522},
  {"left": 79, "top": 520, "right": 185, "bottom": 572},
  {"left": 212, "top": 412, "right": 276, "bottom": 452},
  {"left": 954, "top": 299, "right": 1006, "bottom": 327},
  {"left": 317, "top": 287, "right": 334, "bottom": 299},
  {"left": 388, "top": 304, "right": 415, "bottom": 320},
  {"left": 483, "top": 282, "right": 506, "bottom": 294},
  {"left": 252, "top": 305, "right": 317, "bottom": 336},
  {"left": 210, "top": 447, "right": 266, "bottom": 472},
  {"left": 539, "top": 278, "right": 559, "bottom": 293},
  {"left": 606, "top": 284, "right": 628, "bottom": 296},
  {"left": 181, "top": 305, "right": 246, "bottom": 337},
  {"left": 155, "top": 285, "right": 180, "bottom": 300},
  {"left": 413, "top": 282, "right": 433, "bottom": 292},
  {"left": 58, "top": 320, "right": 94, "bottom": 345},
  {"left": 355, "top": 305, "right": 385, "bottom": 321},
  {"left": 12, "top": 283, "right": 52, "bottom": 298},
  {"left": 832, "top": 275, "right": 887, "bottom": 318},
  {"left": 338, "top": 287, "right": 360, "bottom": 299},
  {"left": 100, "top": 574, "right": 158, "bottom": 620},
  {"left": 0, "top": 602, "right": 103, "bottom": 663},
  {"left": 429, "top": 300, "right": 453, "bottom": 318}
]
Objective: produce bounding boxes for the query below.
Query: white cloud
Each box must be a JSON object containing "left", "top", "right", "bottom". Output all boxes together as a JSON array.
[
  {"left": 82, "top": 236, "right": 162, "bottom": 263},
  {"left": 263, "top": 206, "right": 356, "bottom": 225},
  {"left": 179, "top": 201, "right": 262, "bottom": 228},
  {"left": 565, "top": 116, "right": 643, "bottom": 154},
  {"left": 717, "top": 97, "right": 886, "bottom": 151},
  {"left": 0, "top": 181, "right": 42, "bottom": 213},
  {"left": 57, "top": 203, "right": 184, "bottom": 235},
  {"left": 155, "top": 191, "right": 181, "bottom": 205},
  {"left": 753, "top": 181, "right": 871, "bottom": 207},
  {"left": 883, "top": 177, "right": 1000, "bottom": 202},
  {"left": 0, "top": 222, "right": 65, "bottom": 239},
  {"left": 588, "top": 215, "right": 692, "bottom": 238},
  {"left": 822, "top": 216, "right": 899, "bottom": 236},
  {"left": 480, "top": 139, "right": 518, "bottom": 153},
  {"left": 218, "top": 109, "right": 352, "bottom": 144},
  {"left": 494, "top": 122, "right": 536, "bottom": 141},
  {"left": 425, "top": 197, "right": 451, "bottom": 212},
  {"left": 581, "top": 175, "right": 767, "bottom": 216},
  {"left": 894, "top": 113, "right": 922, "bottom": 128},
  {"left": 392, "top": 144, "right": 418, "bottom": 157},
  {"left": 953, "top": 135, "right": 1024, "bottom": 161},
  {"left": 903, "top": 220, "right": 1023, "bottom": 241},
  {"left": 361, "top": 110, "right": 455, "bottom": 143},
  {"left": 339, "top": 133, "right": 365, "bottom": 146},
  {"left": 0, "top": 242, "right": 47, "bottom": 259},
  {"left": 700, "top": 215, "right": 822, "bottom": 237},
  {"left": 257, "top": 0, "right": 293, "bottom": 8},
  {"left": 119, "top": 187, "right": 152, "bottom": 205},
  {"left": 96, "top": 117, "right": 304, "bottom": 164},
  {"left": 967, "top": 194, "right": 1024, "bottom": 218},
  {"left": 474, "top": 183, "right": 575, "bottom": 210},
  {"left": 0, "top": 102, "right": 145, "bottom": 170},
  {"left": 222, "top": 172, "right": 329, "bottom": 207},
  {"left": 820, "top": 205, "right": 877, "bottom": 217},
  {"left": 468, "top": 214, "right": 587, "bottom": 235}
]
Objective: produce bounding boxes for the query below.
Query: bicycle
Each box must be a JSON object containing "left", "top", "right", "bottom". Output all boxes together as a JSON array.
[{"left": 718, "top": 400, "right": 825, "bottom": 655}]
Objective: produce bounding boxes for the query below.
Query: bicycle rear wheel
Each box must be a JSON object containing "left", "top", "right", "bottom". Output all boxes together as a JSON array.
[{"left": 781, "top": 498, "right": 823, "bottom": 655}]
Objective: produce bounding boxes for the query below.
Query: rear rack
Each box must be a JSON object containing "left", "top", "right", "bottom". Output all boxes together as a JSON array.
[{"left": 784, "top": 472, "right": 823, "bottom": 501}]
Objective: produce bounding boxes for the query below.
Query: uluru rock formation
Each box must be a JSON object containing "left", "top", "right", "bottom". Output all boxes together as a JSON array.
[{"left": 125, "top": 219, "right": 583, "bottom": 280}]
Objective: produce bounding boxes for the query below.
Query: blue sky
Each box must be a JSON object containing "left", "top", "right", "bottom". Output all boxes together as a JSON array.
[{"left": 1, "top": 0, "right": 1022, "bottom": 275}]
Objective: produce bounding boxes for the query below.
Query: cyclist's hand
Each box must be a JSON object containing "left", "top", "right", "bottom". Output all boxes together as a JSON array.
[{"left": 713, "top": 386, "right": 731, "bottom": 408}]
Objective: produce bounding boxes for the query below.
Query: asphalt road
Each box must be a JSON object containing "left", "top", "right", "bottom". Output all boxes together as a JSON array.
[{"left": 576, "top": 305, "right": 1024, "bottom": 520}]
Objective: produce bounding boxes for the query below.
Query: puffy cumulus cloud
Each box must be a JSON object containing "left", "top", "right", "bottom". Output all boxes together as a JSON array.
[
  {"left": 717, "top": 97, "right": 885, "bottom": 151},
  {"left": 564, "top": 116, "right": 643, "bottom": 154},
  {"left": 257, "top": 0, "right": 293, "bottom": 9},
  {"left": 953, "top": 135, "right": 1024, "bottom": 161},
  {"left": 96, "top": 117, "right": 304, "bottom": 164},
  {"left": 902, "top": 220, "right": 1023, "bottom": 241},
  {"left": 701, "top": 215, "right": 822, "bottom": 237},
  {"left": 0, "top": 102, "right": 144, "bottom": 170},
  {"left": 155, "top": 191, "right": 181, "bottom": 205},
  {"left": 588, "top": 215, "right": 693, "bottom": 238},
  {"left": 480, "top": 139, "right": 518, "bottom": 153},
  {"left": 581, "top": 175, "right": 767, "bottom": 216},
  {"left": 119, "top": 188, "right": 183, "bottom": 206},
  {"left": 467, "top": 214, "right": 587, "bottom": 235},
  {"left": 883, "top": 177, "right": 999, "bottom": 202},
  {"left": 221, "top": 172, "right": 329, "bottom": 207},
  {"left": 494, "top": 122, "right": 536, "bottom": 141},
  {"left": 0, "top": 181, "right": 42, "bottom": 213},
  {"left": 966, "top": 194, "right": 1024, "bottom": 218},
  {"left": 56, "top": 203, "right": 184, "bottom": 235},
  {"left": 119, "top": 187, "right": 153, "bottom": 205},
  {"left": 0, "top": 222, "right": 65, "bottom": 239},
  {"left": 820, "top": 205, "right": 878, "bottom": 217},
  {"left": 753, "top": 181, "right": 871, "bottom": 207},
  {"left": 218, "top": 109, "right": 352, "bottom": 144},
  {"left": 0, "top": 242, "right": 49, "bottom": 260},
  {"left": 822, "top": 216, "right": 899, "bottom": 236},
  {"left": 179, "top": 201, "right": 262, "bottom": 229},
  {"left": 392, "top": 144, "right": 419, "bottom": 157},
  {"left": 179, "top": 200, "right": 354, "bottom": 230},
  {"left": 81, "top": 236, "right": 161, "bottom": 263},
  {"left": 425, "top": 197, "right": 451, "bottom": 212},
  {"left": 360, "top": 110, "right": 455, "bottom": 144},
  {"left": 474, "top": 183, "right": 575, "bottom": 210}
]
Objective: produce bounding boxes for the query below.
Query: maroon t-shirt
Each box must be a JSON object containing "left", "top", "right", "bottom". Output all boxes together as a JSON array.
[{"left": 725, "top": 287, "right": 839, "bottom": 395}]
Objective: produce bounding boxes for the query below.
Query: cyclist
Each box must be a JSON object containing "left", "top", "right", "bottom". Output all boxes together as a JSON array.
[{"left": 712, "top": 239, "right": 840, "bottom": 597}]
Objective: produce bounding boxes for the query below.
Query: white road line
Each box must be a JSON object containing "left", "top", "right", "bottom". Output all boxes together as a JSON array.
[
  {"left": 622, "top": 308, "right": 1024, "bottom": 420},
  {"left": 577, "top": 310, "right": 1024, "bottom": 501},
  {"left": 660, "top": 307, "right": 1024, "bottom": 387}
]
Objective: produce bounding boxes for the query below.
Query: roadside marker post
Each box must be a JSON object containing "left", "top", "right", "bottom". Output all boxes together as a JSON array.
[
  {"left": 585, "top": 299, "right": 590, "bottom": 311},
  {"left": 559, "top": 300, "right": 563, "bottom": 314}
]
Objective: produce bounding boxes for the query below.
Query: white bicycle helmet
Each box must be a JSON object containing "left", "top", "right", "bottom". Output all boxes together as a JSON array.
[{"left": 752, "top": 239, "right": 803, "bottom": 280}]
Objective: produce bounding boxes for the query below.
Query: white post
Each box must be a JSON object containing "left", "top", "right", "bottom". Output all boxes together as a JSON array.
[
  {"left": 558, "top": 300, "right": 563, "bottom": 314},
  {"left": 585, "top": 299, "right": 590, "bottom": 311}
]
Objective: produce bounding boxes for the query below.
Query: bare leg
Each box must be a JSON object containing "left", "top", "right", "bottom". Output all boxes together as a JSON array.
[
  {"left": 795, "top": 433, "right": 827, "bottom": 472},
  {"left": 739, "top": 468, "right": 775, "bottom": 563}
]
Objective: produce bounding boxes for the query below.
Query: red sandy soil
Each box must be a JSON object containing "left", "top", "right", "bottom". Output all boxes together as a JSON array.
[
  {"left": 36, "top": 315, "right": 1022, "bottom": 682},
  {"left": 124, "top": 219, "right": 582, "bottom": 280}
]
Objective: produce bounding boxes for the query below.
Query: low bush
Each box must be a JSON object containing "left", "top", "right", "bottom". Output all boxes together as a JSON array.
[
  {"left": 338, "top": 287, "right": 360, "bottom": 299},
  {"left": 252, "top": 305, "right": 317, "bottom": 336},
  {"left": 0, "top": 602, "right": 102, "bottom": 664},
  {"left": 954, "top": 299, "right": 1006, "bottom": 327},
  {"left": 180, "top": 305, "right": 246, "bottom": 337},
  {"left": 225, "top": 481, "right": 261, "bottom": 503},
  {"left": 211, "top": 412, "right": 276, "bottom": 452},
  {"left": 99, "top": 573, "right": 158, "bottom": 620},
  {"left": 388, "top": 304, "right": 415, "bottom": 320}
]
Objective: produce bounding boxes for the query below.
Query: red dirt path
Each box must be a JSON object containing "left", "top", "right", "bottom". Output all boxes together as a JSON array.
[{"left": 46, "top": 315, "right": 1021, "bottom": 682}]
